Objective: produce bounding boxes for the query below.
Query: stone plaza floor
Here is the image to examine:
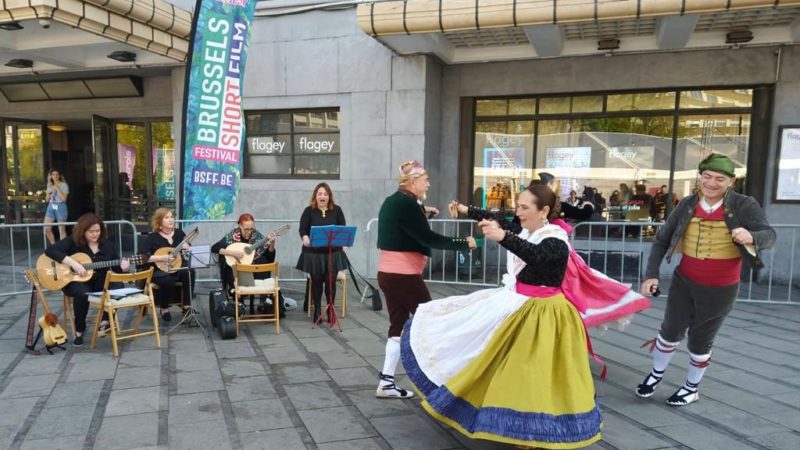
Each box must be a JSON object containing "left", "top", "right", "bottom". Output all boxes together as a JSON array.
[{"left": 0, "top": 281, "right": 798, "bottom": 450}]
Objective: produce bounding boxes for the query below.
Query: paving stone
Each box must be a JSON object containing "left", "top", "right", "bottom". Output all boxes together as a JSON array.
[
  {"left": 655, "top": 423, "right": 765, "bottom": 450},
  {"left": 215, "top": 341, "right": 257, "bottom": 358},
  {"left": 168, "top": 419, "right": 231, "bottom": 450},
  {"left": 168, "top": 391, "right": 224, "bottom": 425},
  {"left": 344, "top": 339, "right": 386, "bottom": 357},
  {"left": 341, "top": 328, "right": 382, "bottom": 342},
  {"left": 298, "top": 336, "right": 346, "bottom": 353},
  {"left": 0, "top": 374, "right": 59, "bottom": 399},
  {"left": 118, "top": 349, "right": 163, "bottom": 368},
  {"left": 0, "top": 339, "right": 23, "bottom": 353},
  {"left": 596, "top": 383, "right": 692, "bottom": 428},
  {"left": 317, "top": 350, "right": 368, "bottom": 369},
  {"left": 19, "top": 435, "right": 87, "bottom": 450},
  {"left": 93, "top": 411, "right": 159, "bottom": 449},
  {"left": 344, "top": 389, "right": 411, "bottom": 419},
  {"left": 170, "top": 338, "right": 209, "bottom": 354},
  {"left": 261, "top": 345, "right": 309, "bottom": 364},
  {"left": 10, "top": 352, "right": 66, "bottom": 376},
  {"left": 220, "top": 358, "right": 269, "bottom": 378},
  {"left": 327, "top": 367, "right": 379, "bottom": 389},
  {"left": 126, "top": 333, "right": 166, "bottom": 351},
  {"left": 45, "top": 380, "right": 104, "bottom": 408},
  {"left": 0, "top": 352, "right": 16, "bottom": 372},
  {"left": 105, "top": 386, "right": 162, "bottom": 416},
  {"left": 0, "top": 425, "right": 17, "bottom": 450},
  {"left": 27, "top": 404, "right": 94, "bottom": 440},
  {"left": 749, "top": 431, "right": 800, "bottom": 450},
  {"left": 225, "top": 375, "right": 279, "bottom": 403},
  {"left": 317, "top": 438, "right": 384, "bottom": 449},
  {"left": 298, "top": 406, "right": 373, "bottom": 444},
  {"left": 679, "top": 395, "right": 790, "bottom": 436},
  {"left": 240, "top": 428, "right": 307, "bottom": 450},
  {"left": 175, "top": 352, "right": 219, "bottom": 372},
  {"left": 711, "top": 368, "right": 799, "bottom": 395},
  {"left": 279, "top": 364, "right": 331, "bottom": 384},
  {"left": 66, "top": 357, "right": 118, "bottom": 382},
  {"left": 113, "top": 366, "right": 162, "bottom": 390},
  {"left": 760, "top": 410, "right": 800, "bottom": 432},
  {"left": 0, "top": 397, "right": 38, "bottom": 427},
  {"left": 176, "top": 369, "right": 224, "bottom": 394},
  {"left": 371, "top": 413, "right": 458, "bottom": 450},
  {"left": 284, "top": 383, "right": 345, "bottom": 411},
  {"left": 252, "top": 332, "right": 295, "bottom": 347},
  {"left": 599, "top": 412, "right": 673, "bottom": 450},
  {"left": 231, "top": 399, "right": 294, "bottom": 432}
]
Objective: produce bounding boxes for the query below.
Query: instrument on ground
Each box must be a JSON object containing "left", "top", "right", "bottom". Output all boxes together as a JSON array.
[
  {"left": 224, "top": 225, "right": 290, "bottom": 266},
  {"left": 153, "top": 227, "right": 200, "bottom": 272},
  {"left": 24, "top": 269, "right": 67, "bottom": 354},
  {"left": 36, "top": 253, "right": 146, "bottom": 291}
]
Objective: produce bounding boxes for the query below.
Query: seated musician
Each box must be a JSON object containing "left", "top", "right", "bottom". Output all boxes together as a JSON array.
[
  {"left": 142, "top": 208, "right": 194, "bottom": 322},
  {"left": 45, "top": 213, "right": 129, "bottom": 347},
  {"left": 211, "top": 213, "right": 285, "bottom": 318}
]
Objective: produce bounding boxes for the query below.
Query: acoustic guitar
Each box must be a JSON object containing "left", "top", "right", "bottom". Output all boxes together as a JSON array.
[
  {"left": 24, "top": 269, "right": 67, "bottom": 354},
  {"left": 36, "top": 253, "right": 146, "bottom": 291},
  {"left": 153, "top": 227, "right": 200, "bottom": 273},
  {"left": 224, "top": 225, "right": 290, "bottom": 266}
]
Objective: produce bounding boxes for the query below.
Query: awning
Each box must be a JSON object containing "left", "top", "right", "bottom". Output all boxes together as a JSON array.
[
  {"left": 357, "top": 0, "right": 800, "bottom": 36},
  {"left": 0, "top": 0, "right": 191, "bottom": 61}
]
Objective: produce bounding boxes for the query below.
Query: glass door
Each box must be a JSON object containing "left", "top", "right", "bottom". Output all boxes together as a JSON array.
[
  {"left": 1, "top": 120, "right": 46, "bottom": 223},
  {"left": 91, "top": 115, "right": 115, "bottom": 218}
]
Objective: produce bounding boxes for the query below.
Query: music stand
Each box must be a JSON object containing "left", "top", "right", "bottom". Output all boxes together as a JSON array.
[
  {"left": 166, "top": 245, "right": 209, "bottom": 336},
  {"left": 309, "top": 225, "right": 356, "bottom": 331}
]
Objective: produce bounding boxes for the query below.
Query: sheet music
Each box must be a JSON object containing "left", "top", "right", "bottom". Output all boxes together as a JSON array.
[{"left": 189, "top": 244, "right": 211, "bottom": 268}]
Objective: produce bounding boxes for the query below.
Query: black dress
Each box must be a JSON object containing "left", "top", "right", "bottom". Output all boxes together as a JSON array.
[{"left": 141, "top": 230, "right": 194, "bottom": 309}]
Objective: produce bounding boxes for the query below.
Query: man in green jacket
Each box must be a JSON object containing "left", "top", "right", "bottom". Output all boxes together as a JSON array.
[{"left": 375, "top": 160, "right": 476, "bottom": 399}]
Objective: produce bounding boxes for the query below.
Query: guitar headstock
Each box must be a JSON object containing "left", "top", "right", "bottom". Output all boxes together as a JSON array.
[
  {"left": 274, "top": 225, "right": 290, "bottom": 237},
  {"left": 128, "top": 254, "right": 147, "bottom": 266}
]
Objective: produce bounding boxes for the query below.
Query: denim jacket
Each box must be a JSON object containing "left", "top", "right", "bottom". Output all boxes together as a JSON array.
[{"left": 645, "top": 189, "right": 776, "bottom": 280}]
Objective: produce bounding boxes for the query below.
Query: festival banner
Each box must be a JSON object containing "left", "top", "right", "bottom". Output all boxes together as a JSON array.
[
  {"left": 180, "top": 0, "right": 256, "bottom": 220},
  {"left": 117, "top": 143, "right": 136, "bottom": 189}
]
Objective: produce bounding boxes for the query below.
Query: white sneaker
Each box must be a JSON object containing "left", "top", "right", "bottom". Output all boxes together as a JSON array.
[{"left": 375, "top": 373, "right": 414, "bottom": 399}]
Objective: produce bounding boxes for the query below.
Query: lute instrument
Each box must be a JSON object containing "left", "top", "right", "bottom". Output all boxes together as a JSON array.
[
  {"left": 153, "top": 227, "right": 200, "bottom": 272},
  {"left": 224, "top": 225, "right": 290, "bottom": 266},
  {"left": 35, "top": 252, "right": 146, "bottom": 291}
]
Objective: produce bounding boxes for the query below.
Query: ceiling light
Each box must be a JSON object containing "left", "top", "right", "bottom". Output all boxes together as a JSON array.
[
  {"left": 0, "top": 21, "right": 23, "bottom": 31},
  {"left": 5, "top": 59, "right": 33, "bottom": 69},
  {"left": 107, "top": 51, "right": 137, "bottom": 63},
  {"left": 47, "top": 123, "right": 67, "bottom": 132},
  {"left": 597, "top": 38, "right": 620, "bottom": 51},
  {"left": 726, "top": 29, "right": 753, "bottom": 45}
]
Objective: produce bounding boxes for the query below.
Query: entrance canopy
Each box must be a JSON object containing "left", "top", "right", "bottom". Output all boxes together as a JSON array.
[
  {"left": 0, "top": 0, "right": 191, "bottom": 77},
  {"left": 357, "top": 0, "right": 800, "bottom": 64}
]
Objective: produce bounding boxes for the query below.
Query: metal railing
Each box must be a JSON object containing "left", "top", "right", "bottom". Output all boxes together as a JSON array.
[{"left": 0, "top": 220, "right": 139, "bottom": 298}]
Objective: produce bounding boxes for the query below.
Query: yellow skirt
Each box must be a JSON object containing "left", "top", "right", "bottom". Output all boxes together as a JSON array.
[{"left": 401, "top": 293, "right": 602, "bottom": 449}]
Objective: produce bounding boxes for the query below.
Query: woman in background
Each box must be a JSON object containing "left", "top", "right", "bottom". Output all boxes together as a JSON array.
[
  {"left": 296, "top": 183, "right": 347, "bottom": 324},
  {"left": 44, "top": 169, "right": 69, "bottom": 244}
]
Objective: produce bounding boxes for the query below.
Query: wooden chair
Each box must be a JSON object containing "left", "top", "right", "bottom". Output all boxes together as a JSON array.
[
  {"left": 88, "top": 268, "right": 161, "bottom": 357},
  {"left": 233, "top": 262, "right": 281, "bottom": 336},
  {"left": 307, "top": 270, "right": 348, "bottom": 319}
]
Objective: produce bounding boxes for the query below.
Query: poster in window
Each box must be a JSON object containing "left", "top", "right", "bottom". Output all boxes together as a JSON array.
[{"left": 775, "top": 126, "right": 800, "bottom": 202}]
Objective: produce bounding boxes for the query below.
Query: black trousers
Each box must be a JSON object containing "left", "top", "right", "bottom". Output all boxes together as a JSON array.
[
  {"left": 62, "top": 276, "right": 119, "bottom": 333},
  {"left": 152, "top": 268, "right": 195, "bottom": 309}
]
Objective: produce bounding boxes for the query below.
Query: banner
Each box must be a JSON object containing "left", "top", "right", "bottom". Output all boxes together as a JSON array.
[
  {"left": 117, "top": 143, "right": 136, "bottom": 189},
  {"left": 180, "top": 0, "right": 256, "bottom": 220}
]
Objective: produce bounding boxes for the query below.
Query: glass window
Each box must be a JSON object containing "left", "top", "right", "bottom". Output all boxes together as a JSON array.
[
  {"left": 116, "top": 123, "right": 149, "bottom": 222},
  {"left": 244, "top": 109, "right": 340, "bottom": 178},
  {"left": 571, "top": 95, "right": 603, "bottom": 113},
  {"left": 476, "top": 100, "right": 508, "bottom": 117},
  {"left": 607, "top": 92, "right": 676, "bottom": 111},
  {"left": 151, "top": 122, "right": 176, "bottom": 205},
  {"left": 539, "top": 97, "right": 570, "bottom": 115},
  {"left": 539, "top": 95, "right": 602, "bottom": 114},
  {"left": 675, "top": 114, "right": 751, "bottom": 198},
  {"left": 679, "top": 89, "right": 753, "bottom": 109},
  {"left": 508, "top": 98, "right": 536, "bottom": 115},
  {"left": 472, "top": 121, "right": 534, "bottom": 212}
]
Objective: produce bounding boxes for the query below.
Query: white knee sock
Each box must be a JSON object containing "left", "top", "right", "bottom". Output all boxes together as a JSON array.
[
  {"left": 652, "top": 334, "right": 680, "bottom": 374},
  {"left": 684, "top": 352, "right": 711, "bottom": 391},
  {"left": 380, "top": 337, "right": 401, "bottom": 385}
]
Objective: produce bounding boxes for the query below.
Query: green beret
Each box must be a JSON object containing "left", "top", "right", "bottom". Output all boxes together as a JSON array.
[{"left": 698, "top": 153, "right": 735, "bottom": 178}]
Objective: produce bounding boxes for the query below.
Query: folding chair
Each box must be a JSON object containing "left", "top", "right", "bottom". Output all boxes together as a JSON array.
[
  {"left": 233, "top": 262, "right": 281, "bottom": 336},
  {"left": 89, "top": 268, "right": 160, "bottom": 357}
]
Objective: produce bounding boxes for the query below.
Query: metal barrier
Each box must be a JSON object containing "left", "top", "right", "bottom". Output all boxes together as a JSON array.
[
  {"left": 175, "top": 219, "right": 305, "bottom": 283},
  {"left": 0, "top": 220, "right": 139, "bottom": 298},
  {"left": 363, "top": 218, "right": 799, "bottom": 304}
]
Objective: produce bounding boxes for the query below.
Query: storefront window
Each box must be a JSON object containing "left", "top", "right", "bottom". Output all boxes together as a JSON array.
[
  {"left": 151, "top": 122, "right": 175, "bottom": 205},
  {"left": 116, "top": 123, "right": 148, "bottom": 221},
  {"left": 245, "top": 109, "right": 340, "bottom": 178},
  {"left": 471, "top": 88, "right": 754, "bottom": 224}
]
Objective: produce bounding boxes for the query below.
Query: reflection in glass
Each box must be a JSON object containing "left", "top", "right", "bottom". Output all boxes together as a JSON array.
[
  {"left": 294, "top": 155, "right": 340, "bottom": 175},
  {"left": 679, "top": 89, "right": 752, "bottom": 109},
  {"left": 538, "top": 97, "right": 570, "bottom": 115},
  {"left": 508, "top": 98, "right": 535, "bottom": 115},
  {"left": 607, "top": 92, "right": 676, "bottom": 111},
  {"left": 248, "top": 155, "right": 292, "bottom": 175},
  {"left": 476, "top": 100, "right": 508, "bottom": 117},
  {"left": 472, "top": 121, "right": 534, "bottom": 212},
  {"left": 151, "top": 122, "right": 175, "bottom": 205},
  {"left": 293, "top": 111, "right": 340, "bottom": 132},
  {"left": 675, "top": 114, "right": 750, "bottom": 197},
  {"left": 247, "top": 113, "right": 291, "bottom": 134}
]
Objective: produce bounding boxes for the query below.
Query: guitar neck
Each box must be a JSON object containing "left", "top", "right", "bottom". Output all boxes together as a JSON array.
[{"left": 82, "top": 259, "right": 122, "bottom": 270}]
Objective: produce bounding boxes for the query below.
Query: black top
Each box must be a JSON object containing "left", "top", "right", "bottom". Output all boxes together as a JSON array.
[
  {"left": 298, "top": 205, "right": 346, "bottom": 254},
  {"left": 466, "top": 206, "right": 568, "bottom": 286},
  {"left": 141, "top": 229, "right": 188, "bottom": 270},
  {"left": 45, "top": 237, "right": 122, "bottom": 282}
]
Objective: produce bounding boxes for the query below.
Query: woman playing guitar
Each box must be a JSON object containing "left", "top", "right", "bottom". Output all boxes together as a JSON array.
[
  {"left": 142, "top": 208, "right": 194, "bottom": 322},
  {"left": 211, "top": 213, "right": 285, "bottom": 318},
  {"left": 44, "top": 213, "right": 130, "bottom": 347}
]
